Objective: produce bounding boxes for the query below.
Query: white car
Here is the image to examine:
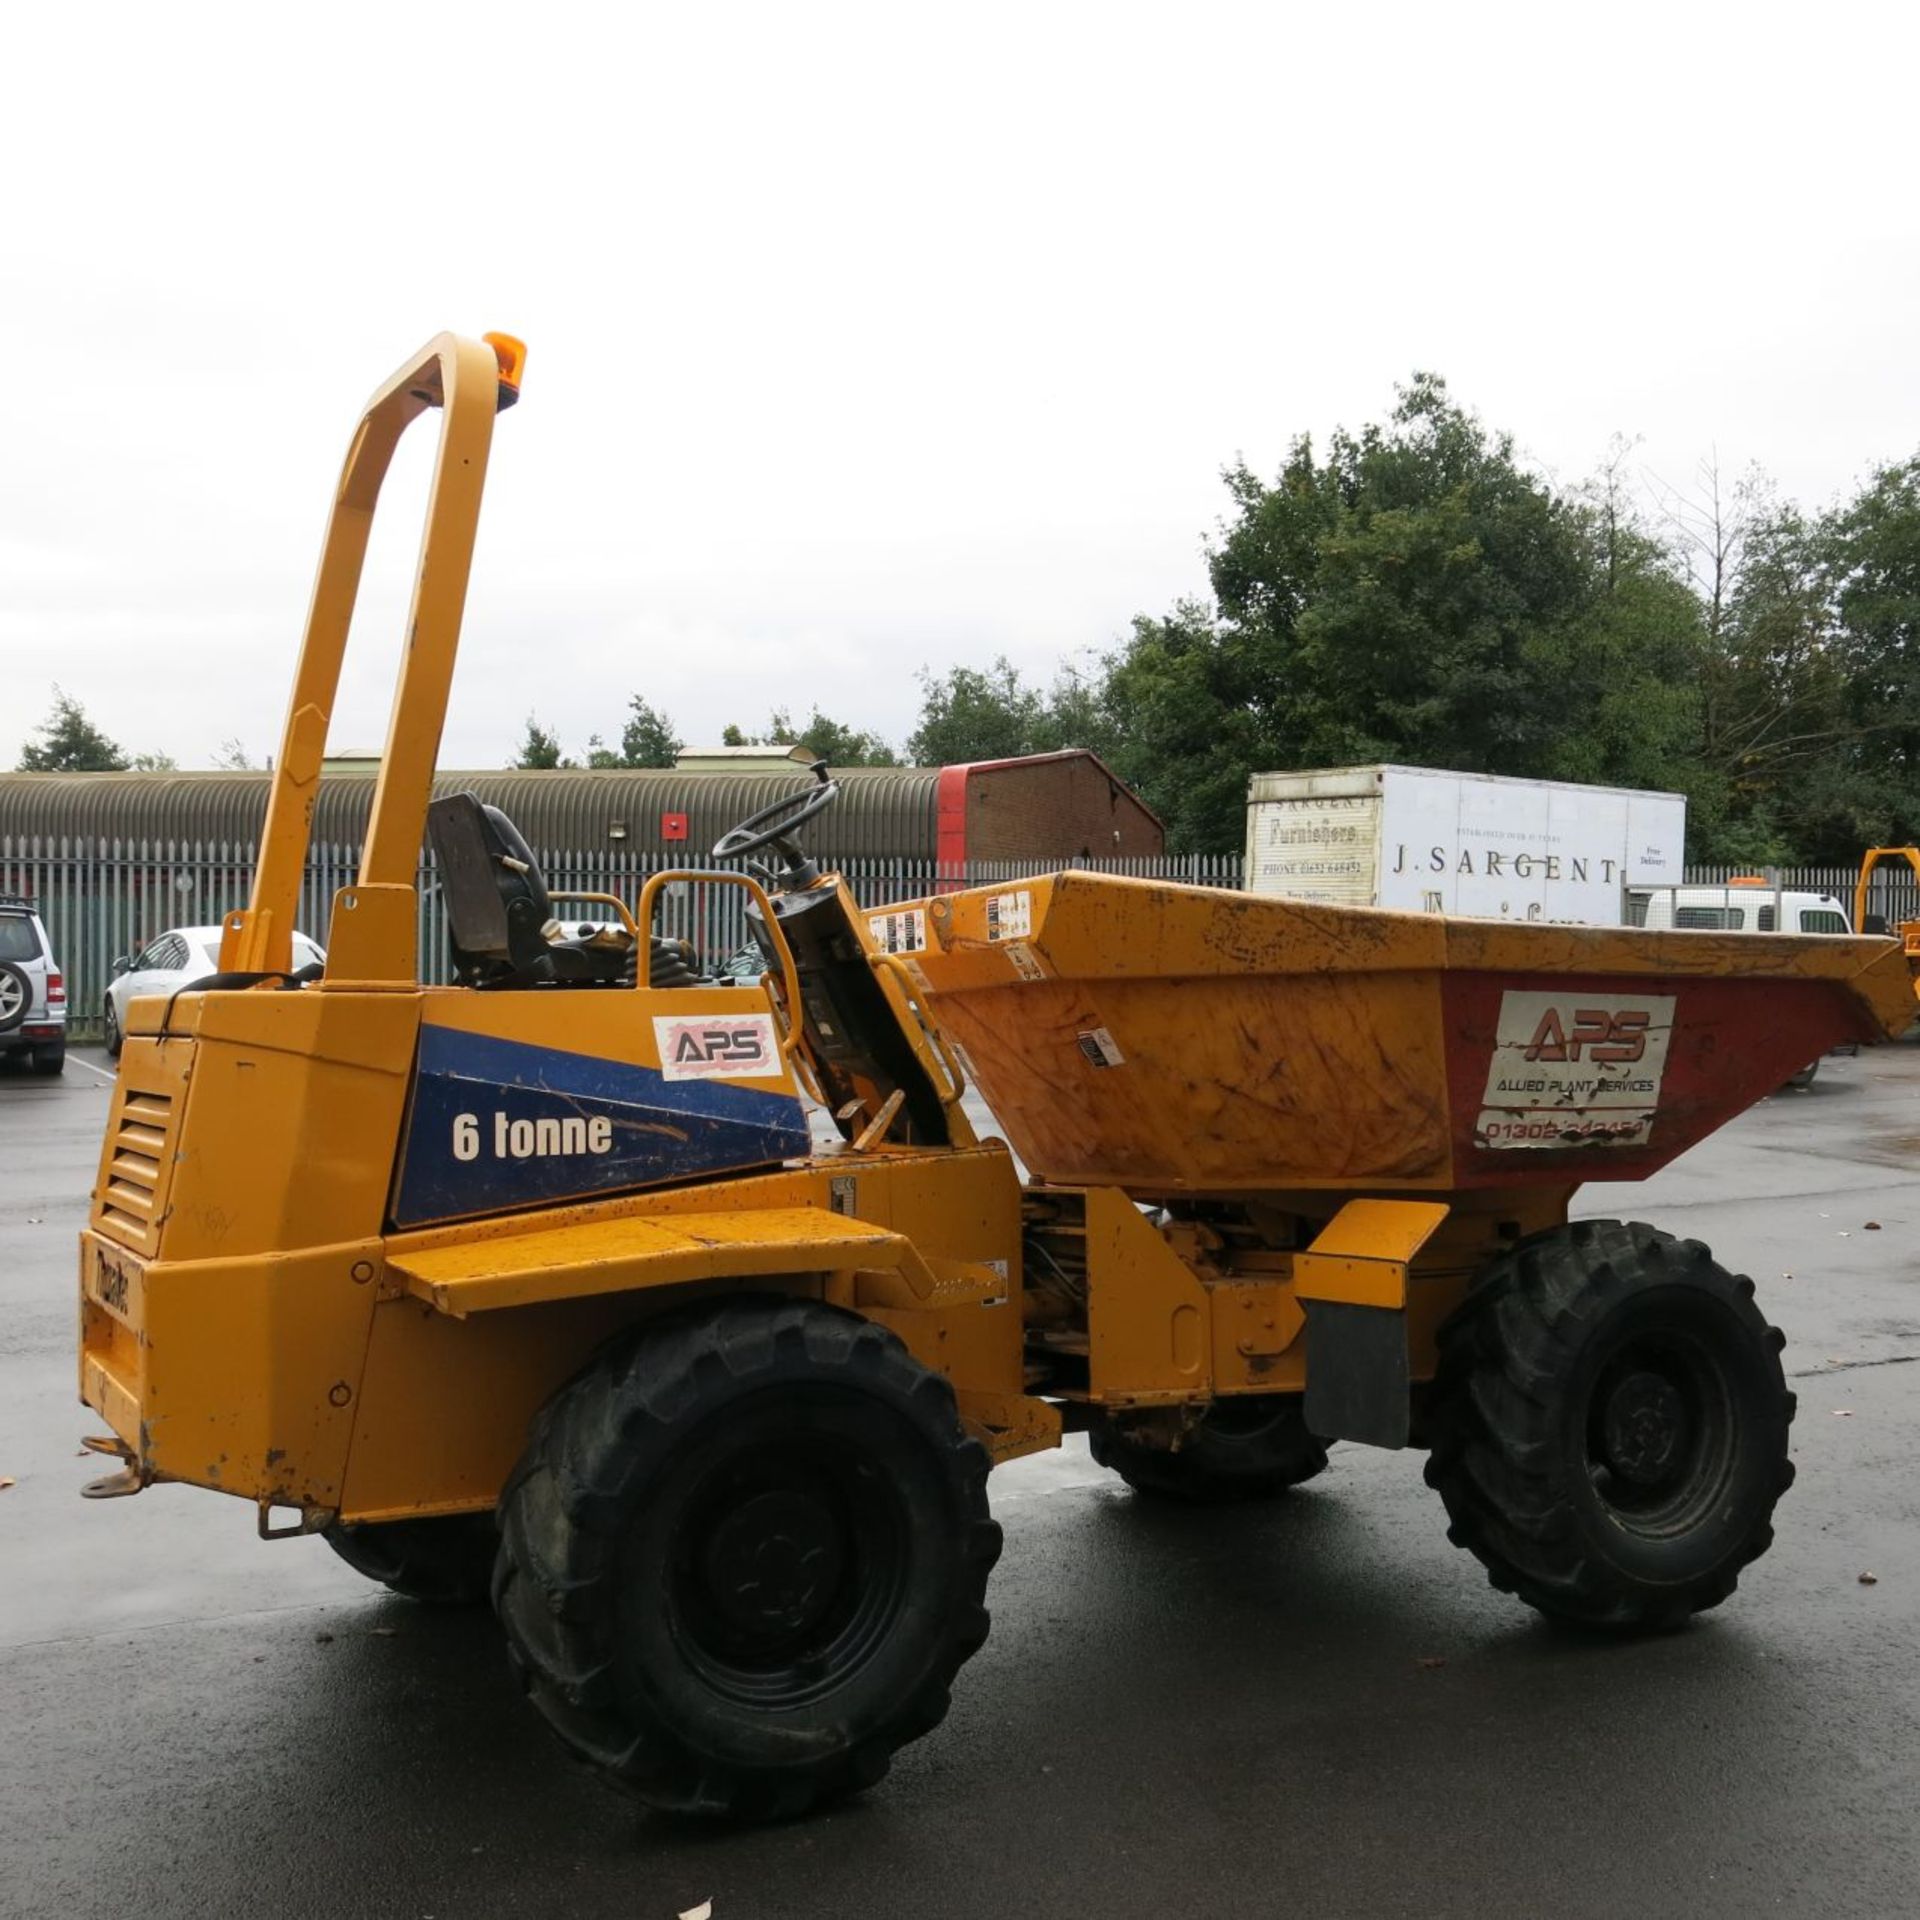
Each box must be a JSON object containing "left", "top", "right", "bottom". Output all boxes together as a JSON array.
[{"left": 104, "top": 924, "right": 325, "bottom": 1058}]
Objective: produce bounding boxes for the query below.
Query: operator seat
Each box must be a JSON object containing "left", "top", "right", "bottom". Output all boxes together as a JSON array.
[{"left": 427, "top": 792, "right": 635, "bottom": 988}]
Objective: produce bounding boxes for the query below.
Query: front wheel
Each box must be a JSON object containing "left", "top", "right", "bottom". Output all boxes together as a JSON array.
[
  {"left": 495, "top": 1299, "right": 1000, "bottom": 1820},
  {"left": 103, "top": 998, "right": 122, "bottom": 1058},
  {"left": 1424, "top": 1220, "right": 1795, "bottom": 1632}
]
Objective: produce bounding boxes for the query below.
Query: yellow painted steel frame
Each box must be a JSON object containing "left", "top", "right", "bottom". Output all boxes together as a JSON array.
[
  {"left": 219, "top": 332, "right": 510, "bottom": 984},
  {"left": 1855, "top": 847, "right": 1920, "bottom": 974},
  {"left": 1055, "top": 1186, "right": 1570, "bottom": 1411}
]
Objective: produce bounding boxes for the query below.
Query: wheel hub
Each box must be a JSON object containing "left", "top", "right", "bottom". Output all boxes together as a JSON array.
[
  {"left": 701, "top": 1488, "right": 845, "bottom": 1642},
  {"left": 1601, "top": 1369, "right": 1690, "bottom": 1487}
]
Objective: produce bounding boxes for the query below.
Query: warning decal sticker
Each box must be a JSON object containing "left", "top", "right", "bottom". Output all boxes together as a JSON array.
[
  {"left": 1076, "top": 1026, "right": 1126, "bottom": 1069},
  {"left": 868, "top": 908, "right": 927, "bottom": 955},
  {"left": 1475, "top": 990, "right": 1676, "bottom": 1150},
  {"left": 985, "top": 890, "right": 1033, "bottom": 942},
  {"left": 1003, "top": 942, "right": 1047, "bottom": 982}
]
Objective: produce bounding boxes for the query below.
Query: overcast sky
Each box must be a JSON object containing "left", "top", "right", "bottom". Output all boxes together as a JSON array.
[{"left": 7, "top": 2, "right": 1919, "bottom": 771}]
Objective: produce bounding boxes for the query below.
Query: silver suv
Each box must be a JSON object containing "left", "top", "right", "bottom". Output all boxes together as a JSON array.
[{"left": 0, "top": 896, "right": 66, "bottom": 1076}]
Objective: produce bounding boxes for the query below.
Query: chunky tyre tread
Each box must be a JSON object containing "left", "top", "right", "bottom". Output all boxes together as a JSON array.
[
  {"left": 495, "top": 1298, "right": 999, "bottom": 1820},
  {"left": 1424, "top": 1220, "right": 1795, "bottom": 1632}
]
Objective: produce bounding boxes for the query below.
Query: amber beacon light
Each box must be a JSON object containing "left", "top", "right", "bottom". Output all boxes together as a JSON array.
[{"left": 484, "top": 331, "right": 527, "bottom": 408}]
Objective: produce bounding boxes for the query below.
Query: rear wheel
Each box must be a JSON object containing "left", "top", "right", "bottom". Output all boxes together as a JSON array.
[
  {"left": 0, "top": 964, "right": 27, "bottom": 1035},
  {"left": 1090, "top": 1393, "right": 1329, "bottom": 1503},
  {"left": 30, "top": 1044, "right": 64, "bottom": 1076},
  {"left": 1424, "top": 1220, "right": 1795, "bottom": 1632},
  {"left": 495, "top": 1299, "right": 1000, "bottom": 1819},
  {"left": 323, "top": 1513, "right": 498, "bottom": 1605},
  {"left": 103, "top": 998, "right": 122, "bottom": 1058}
]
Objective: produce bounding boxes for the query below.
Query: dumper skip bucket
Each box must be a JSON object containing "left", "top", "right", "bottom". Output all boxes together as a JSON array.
[{"left": 887, "top": 874, "right": 1918, "bottom": 1198}]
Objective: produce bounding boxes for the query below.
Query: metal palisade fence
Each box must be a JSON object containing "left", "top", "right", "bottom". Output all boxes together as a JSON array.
[
  {"left": 0, "top": 838, "right": 1242, "bottom": 1041},
  {"left": 1687, "top": 865, "right": 1918, "bottom": 913},
  {"left": 6, "top": 838, "right": 1911, "bottom": 1045}
]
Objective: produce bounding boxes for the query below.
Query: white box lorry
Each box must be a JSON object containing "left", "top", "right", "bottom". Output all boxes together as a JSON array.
[{"left": 1244, "top": 764, "right": 1686, "bottom": 926}]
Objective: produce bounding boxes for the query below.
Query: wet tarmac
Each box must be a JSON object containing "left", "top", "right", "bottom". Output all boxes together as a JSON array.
[{"left": 3, "top": 1045, "right": 1918, "bottom": 1918}]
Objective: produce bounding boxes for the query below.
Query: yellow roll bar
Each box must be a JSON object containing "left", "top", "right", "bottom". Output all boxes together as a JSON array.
[
  {"left": 1854, "top": 846, "right": 1920, "bottom": 933},
  {"left": 218, "top": 331, "right": 522, "bottom": 983}
]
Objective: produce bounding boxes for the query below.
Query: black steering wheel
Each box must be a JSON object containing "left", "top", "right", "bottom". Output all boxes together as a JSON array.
[{"left": 711, "top": 766, "right": 840, "bottom": 887}]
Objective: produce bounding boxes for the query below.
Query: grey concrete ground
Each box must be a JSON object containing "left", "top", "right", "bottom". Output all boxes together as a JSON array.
[{"left": 3, "top": 1045, "right": 1919, "bottom": 1919}]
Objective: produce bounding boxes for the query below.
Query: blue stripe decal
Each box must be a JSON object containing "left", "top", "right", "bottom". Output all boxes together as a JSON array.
[{"left": 392, "top": 1024, "right": 810, "bottom": 1228}]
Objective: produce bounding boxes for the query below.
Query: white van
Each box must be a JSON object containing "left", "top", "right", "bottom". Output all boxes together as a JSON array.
[
  {"left": 1629, "top": 882, "right": 1851, "bottom": 937},
  {"left": 1629, "top": 880, "right": 1854, "bottom": 1087}
]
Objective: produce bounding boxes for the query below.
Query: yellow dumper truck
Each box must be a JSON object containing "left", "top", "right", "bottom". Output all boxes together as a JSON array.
[{"left": 78, "top": 334, "right": 1920, "bottom": 1818}]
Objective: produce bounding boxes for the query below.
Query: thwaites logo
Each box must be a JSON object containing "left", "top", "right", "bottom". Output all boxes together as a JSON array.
[
  {"left": 92, "top": 1242, "right": 134, "bottom": 1313},
  {"left": 654, "top": 1013, "right": 780, "bottom": 1082}
]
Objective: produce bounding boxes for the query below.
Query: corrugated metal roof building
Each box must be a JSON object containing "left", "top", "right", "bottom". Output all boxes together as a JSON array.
[{"left": 0, "top": 752, "right": 1161, "bottom": 861}]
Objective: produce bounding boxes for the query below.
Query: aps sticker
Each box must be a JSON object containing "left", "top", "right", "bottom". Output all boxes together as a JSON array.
[
  {"left": 654, "top": 1013, "right": 781, "bottom": 1083},
  {"left": 1475, "top": 990, "right": 1675, "bottom": 1150},
  {"left": 1076, "top": 1026, "right": 1126, "bottom": 1069}
]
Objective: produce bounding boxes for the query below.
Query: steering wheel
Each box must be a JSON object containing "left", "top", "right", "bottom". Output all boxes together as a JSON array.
[{"left": 711, "top": 768, "right": 840, "bottom": 885}]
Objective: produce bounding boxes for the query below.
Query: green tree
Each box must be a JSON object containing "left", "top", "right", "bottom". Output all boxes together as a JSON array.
[
  {"left": 1685, "top": 495, "right": 1846, "bottom": 859},
  {"left": 18, "top": 688, "right": 131, "bottom": 771},
  {"left": 617, "top": 695, "right": 681, "bottom": 768},
  {"left": 907, "top": 657, "right": 1046, "bottom": 764},
  {"left": 1030, "top": 660, "right": 1117, "bottom": 757},
  {"left": 764, "top": 707, "right": 898, "bottom": 767},
  {"left": 514, "top": 716, "right": 564, "bottom": 769},
  {"left": 131, "top": 751, "right": 179, "bottom": 772},
  {"left": 1628, "top": 463, "right": 1920, "bottom": 864},
  {"left": 1819, "top": 456, "right": 1920, "bottom": 851},
  {"left": 906, "top": 658, "right": 1121, "bottom": 767},
  {"left": 1233, "top": 374, "right": 1594, "bottom": 774},
  {"left": 1101, "top": 602, "right": 1275, "bottom": 849},
  {"left": 1099, "top": 375, "right": 1697, "bottom": 850},
  {"left": 1533, "top": 452, "right": 1711, "bottom": 803}
]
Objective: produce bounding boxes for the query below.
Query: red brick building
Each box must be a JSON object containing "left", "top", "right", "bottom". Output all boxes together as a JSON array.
[{"left": 936, "top": 751, "right": 1163, "bottom": 862}]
